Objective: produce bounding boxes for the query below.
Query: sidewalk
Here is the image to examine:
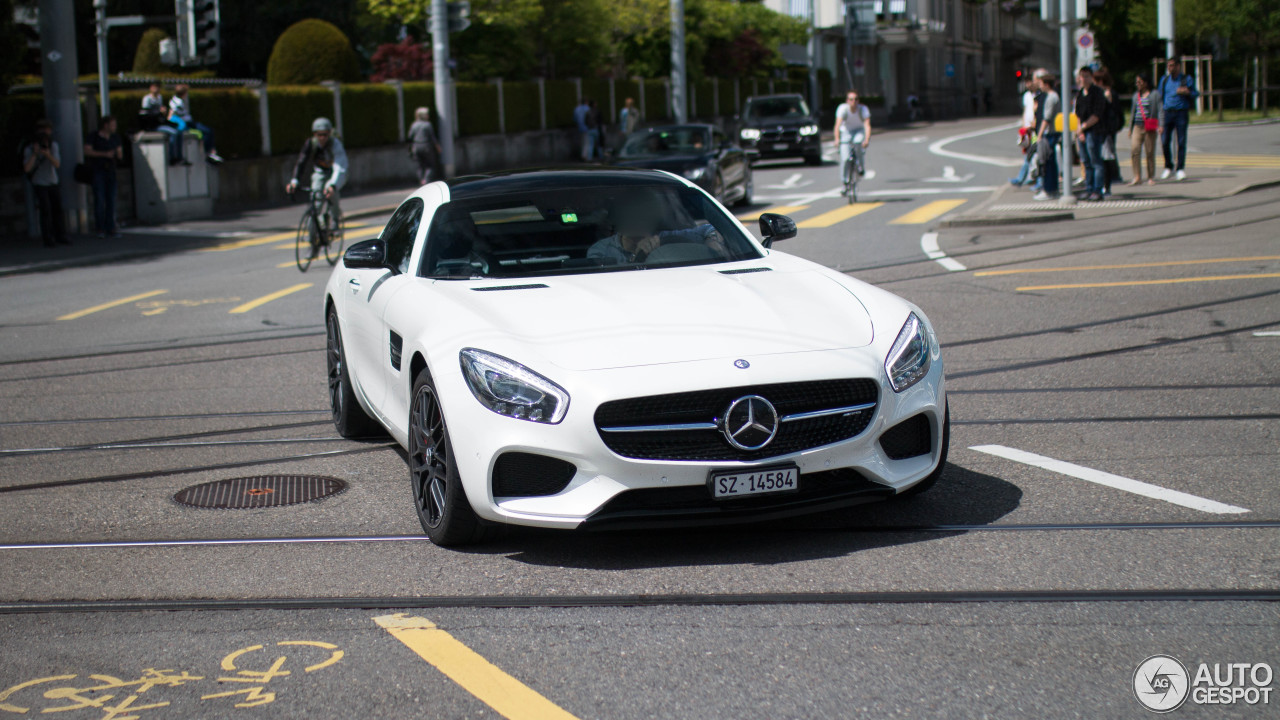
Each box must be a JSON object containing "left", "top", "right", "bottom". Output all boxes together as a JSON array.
[{"left": 0, "top": 184, "right": 416, "bottom": 278}]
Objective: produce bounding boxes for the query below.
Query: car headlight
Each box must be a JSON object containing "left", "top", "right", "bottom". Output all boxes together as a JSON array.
[
  {"left": 459, "top": 349, "right": 569, "bottom": 424},
  {"left": 740, "top": 128, "right": 761, "bottom": 141},
  {"left": 798, "top": 124, "right": 819, "bottom": 136},
  {"left": 682, "top": 166, "right": 707, "bottom": 181},
  {"left": 884, "top": 312, "right": 934, "bottom": 393}
]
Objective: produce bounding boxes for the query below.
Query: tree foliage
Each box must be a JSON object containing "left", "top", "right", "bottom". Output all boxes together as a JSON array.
[
  {"left": 370, "top": 36, "right": 433, "bottom": 82},
  {"left": 131, "top": 27, "right": 175, "bottom": 75},
  {"left": 266, "top": 19, "right": 362, "bottom": 85}
]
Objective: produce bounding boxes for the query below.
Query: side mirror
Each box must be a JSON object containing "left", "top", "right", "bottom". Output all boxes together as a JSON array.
[
  {"left": 343, "top": 239, "right": 389, "bottom": 269},
  {"left": 758, "top": 213, "right": 796, "bottom": 248}
]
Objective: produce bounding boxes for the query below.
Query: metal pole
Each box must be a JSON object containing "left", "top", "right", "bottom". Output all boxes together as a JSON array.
[
  {"left": 670, "top": 0, "right": 687, "bottom": 123},
  {"left": 430, "top": 0, "right": 455, "bottom": 178},
  {"left": 93, "top": 0, "right": 110, "bottom": 116},
  {"left": 1058, "top": 0, "right": 1074, "bottom": 205},
  {"left": 807, "top": 0, "right": 819, "bottom": 116},
  {"left": 39, "top": 0, "right": 86, "bottom": 231}
]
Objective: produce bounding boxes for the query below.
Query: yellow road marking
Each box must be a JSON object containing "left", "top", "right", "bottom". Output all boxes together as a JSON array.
[
  {"left": 1184, "top": 154, "right": 1280, "bottom": 167},
  {"left": 228, "top": 283, "right": 313, "bottom": 314},
  {"left": 889, "top": 199, "right": 967, "bottom": 225},
  {"left": 737, "top": 205, "right": 808, "bottom": 221},
  {"left": 374, "top": 614, "right": 579, "bottom": 720},
  {"left": 976, "top": 255, "right": 1280, "bottom": 277},
  {"left": 1018, "top": 272, "right": 1280, "bottom": 291},
  {"left": 795, "top": 202, "right": 884, "bottom": 228},
  {"left": 205, "top": 224, "right": 374, "bottom": 252},
  {"left": 277, "top": 225, "right": 383, "bottom": 250},
  {"left": 57, "top": 290, "right": 168, "bottom": 321}
]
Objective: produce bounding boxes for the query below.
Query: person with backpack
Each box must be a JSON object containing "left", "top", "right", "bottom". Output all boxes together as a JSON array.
[
  {"left": 22, "top": 119, "right": 69, "bottom": 247},
  {"left": 1094, "top": 67, "right": 1124, "bottom": 196},
  {"left": 1158, "top": 57, "right": 1199, "bottom": 181}
]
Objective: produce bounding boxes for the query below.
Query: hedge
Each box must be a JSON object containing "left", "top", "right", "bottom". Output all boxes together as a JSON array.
[
  {"left": 339, "top": 84, "right": 399, "bottom": 149},
  {"left": 644, "top": 80, "right": 669, "bottom": 122},
  {"left": 544, "top": 80, "right": 577, "bottom": 129},
  {"left": 401, "top": 82, "right": 438, "bottom": 132},
  {"left": 268, "top": 86, "right": 336, "bottom": 157},
  {"left": 503, "top": 81, "right": 540, "bottom": 134},
  {"left": 185, "top": 89, "right": 262, "bottom": 159},
  {"left": 691, "top": 78, "right": 714, "bottom": 119},
  {"left": 456, "top": 82, "right": 500, "bottom": 137}
]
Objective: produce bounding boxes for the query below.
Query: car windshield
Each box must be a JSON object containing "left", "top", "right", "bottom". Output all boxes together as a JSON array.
[
  {"left": 745, "top": 97, "right": 810, "bottom": 120},
  {"left": 618, "top": 127, "right": 710, "bottom": 158},
  {"left": 420, "top": 183, "right": 762, "bottom": 279}
]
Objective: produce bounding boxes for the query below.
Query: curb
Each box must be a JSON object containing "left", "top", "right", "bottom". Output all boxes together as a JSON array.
[{"left": 940, "top": 211, "right": 1074, "bottom": 227}]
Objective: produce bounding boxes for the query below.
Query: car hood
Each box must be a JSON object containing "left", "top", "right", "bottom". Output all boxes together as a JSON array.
[
  {"left": 439, "top": 266, "right": 874, "bottom": 371},
  {"left": 611, "top": 155, "right": 710, "bottom": 172}
]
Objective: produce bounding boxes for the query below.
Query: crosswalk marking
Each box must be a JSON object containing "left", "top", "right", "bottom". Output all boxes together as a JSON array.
[
  {"left": 888, "top": 199, "right": 967, "bottom": 225},
  {"left": 795, "top": 202, "right": 884, "bottom": 228},
  {"left": 737, "top": 205, "right": 809, "bottom": 221},
  {"left": 1184, "top": 154, "right": 1280, "bottom": 168}
]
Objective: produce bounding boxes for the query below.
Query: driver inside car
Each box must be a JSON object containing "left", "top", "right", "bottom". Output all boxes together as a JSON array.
[{"left": 588, "top": 196, "right": 728, "bottom": 264}]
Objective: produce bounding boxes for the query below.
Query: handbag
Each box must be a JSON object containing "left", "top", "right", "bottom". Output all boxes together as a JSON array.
[
  {"left": 1143, "top": 117, "right": 1159, "bottom": 132},
  {"left": 73, "top": 162, "right": 92, "bottom": 184}
]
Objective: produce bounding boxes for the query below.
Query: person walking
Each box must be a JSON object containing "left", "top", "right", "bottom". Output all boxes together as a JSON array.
[
  {"left": 84, "top": 115, "right": 122, "bottom": 239},
  {"left": 1158, "top": 57, "right": 1199, "bottom": 181},
  {"left": 1073, "top": 66, "right": 1108, "bottom": 202},
  {"left": 407, "top": 107, "right": 442, "bottom": 185},
  {"left": 1010, "top": 77, "right": 1039, "bottom": 187},
  {"left": 1032, "top": 73, "right": 1061, "bottom": 201},
  {"left": 168, "top": 84, "right": 224, "bottom": 165},
  {"left": 1128, "top": 74, "right": 1162, "bottom": 185},
  {"left": 573, "top": 98, "right": 592, "bottom": 162},
  {"left": 620, "top": 97, "right": 640, "bottom": 136},
  {"left": 1094, "top": 67, "right": 1124, "bottom": 196},
  {"left": 22, "top": 119, "right": 69, "bottom": 247}
]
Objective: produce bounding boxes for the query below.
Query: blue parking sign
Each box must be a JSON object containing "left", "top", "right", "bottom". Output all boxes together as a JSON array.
[{"left": 944, "top": 63, "right": 955, "bottom": 78}]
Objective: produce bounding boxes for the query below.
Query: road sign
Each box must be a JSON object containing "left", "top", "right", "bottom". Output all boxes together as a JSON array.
[
  {"left": 1074, "top": 29, "right": 1096, "bottom": 67},
  {"left": 944, "top": 63, "right": 955, "bottom": 78},
  {"left": 853, "top": 58, "right": 865, "bottom": 76}
]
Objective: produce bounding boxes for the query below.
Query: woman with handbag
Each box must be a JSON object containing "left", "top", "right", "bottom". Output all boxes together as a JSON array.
[{"left": 1129, "top": 74, "right": 1162, "bottom": 186}]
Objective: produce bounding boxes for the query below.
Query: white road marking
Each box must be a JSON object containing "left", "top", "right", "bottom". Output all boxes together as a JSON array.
[
  {"left": 765, "top": 173, "right": 813, "bottom": 189},
  {"left": 920, "top": 232, "right": 966, "bottom": 272},
  {"left": 754, "top": 185, "right": 996, "bottom": 204},
  {"left": 902, "top": 136, "right": 929, "bottom": 144},
  {"left": 970, "top": 444, "right": 1251, "bottom": 515},
  {"left": 928, "top": 121, "right": 1023, "bottom": 167},
  {"left": 924, "top": 165, "right": 975, "bottom": 183},
  {"left": 1253, "top": 331, "right": 1280, "bottom": 337}
]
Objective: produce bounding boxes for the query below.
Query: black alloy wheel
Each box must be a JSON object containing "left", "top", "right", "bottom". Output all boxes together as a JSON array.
[
  {"left": 409, "top": 370, "right": 488, "bottom": 545},
  {"left": 711, "top": 171, "right": 725, "bottom": 203},
  {"left": 326, "top": 309, "right": 380, "bottom": 438}
]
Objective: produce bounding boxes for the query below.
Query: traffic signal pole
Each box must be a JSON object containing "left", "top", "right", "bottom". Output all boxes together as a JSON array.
[
  {"left": 670, "top": 0, "right": 687, "bottom": 123},
  {"left": 1058, "top": 0, "right": 1075, "bottom": 205},
  {"left": 431, "top": 0, "right": 455, "bottom": 178},
  {"left": 93, "top": 0, "right": 109, "bottom": 115},
  {"left": 38, "top": 0, "right": 86, "bottom": 230}
]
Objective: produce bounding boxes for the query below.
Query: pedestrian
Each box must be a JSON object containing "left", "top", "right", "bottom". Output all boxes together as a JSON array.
[
  {"left": 1073, "top": 66, "right": 1108, "bottom": 202},
  {"left": 587, "top": 100, "right": 604, "bottom": 160},
  {"left": 1010, "top": 77, "right": 1038, "bottom": 187},
  {"left": 22, "top": 119, "right": 69, "bottom": 247},
  {"left": 620, "top": 97, "right": 640, "bottom": 138},
  {"left": 1128, "top": 73, "right": 1162, "bottom": 185},
  {"left": 141, "top": 83, "right": 185, "bottom": 165},
  {"left": 83, "top": 115, "right": 122, "bottom": 239},
  {"left": 1093, "top": 67, "right": 1124, "bottom": 196},
  {"left": 1033, "top": 73, "right": 1061, "bottom": 201},
  {"left": 168, "top": 84, "right": 224, "bottom": 165},
  {"left": 407, "top": 107, "right": 442, "bottom": 185},
  {"left": 573, "top": 97, "right": 592, "bottom": 162},
  {"left": 1158, "top": 57, "right": 1199, "bottom": 181}
]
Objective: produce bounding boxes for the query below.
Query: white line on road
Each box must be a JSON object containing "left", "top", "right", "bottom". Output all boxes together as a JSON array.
[
  {"left": 754, "top": 185, "right": 996, "bottom": 205},
  {"left": 928, "top": 121, "right": 1023, "bottom": 167},
  {"left": 970, "top": 444, "right": 1250, "bottom": 515},
  {"left": 1254, "top": 331, "right": 1280, "bottom": 337},
  {"left": 920, "top": 232, "right": 966, "bottom": 272}
]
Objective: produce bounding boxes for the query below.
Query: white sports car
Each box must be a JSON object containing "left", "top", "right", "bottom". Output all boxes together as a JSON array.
[{"left": 325, "top": 168, "right": 947, "bottom": 545}]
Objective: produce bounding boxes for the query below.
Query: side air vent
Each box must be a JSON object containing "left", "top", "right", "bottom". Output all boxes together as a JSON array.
[
  {"left": 492, "top": 452, "right": 577, "bottom": 497},
  {"left": 719, "top": 267, "right": 773, "bottom": 275},
  {"left": 879, "top": 414, "right": 932, "bottom": 460},
  {"left": 389, "top": 331, "right": 403, "bottom": 371},
  {"left": 472, "top": 284, "right": 550, "bottom": 292}
]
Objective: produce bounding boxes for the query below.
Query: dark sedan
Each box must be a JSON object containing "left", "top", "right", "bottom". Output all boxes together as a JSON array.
[
  {"left": 611, "top": 124, "right": 753, "bottom": 207},
  {"left": 736, "top": 94, "right": 823, "bottom": 165}
]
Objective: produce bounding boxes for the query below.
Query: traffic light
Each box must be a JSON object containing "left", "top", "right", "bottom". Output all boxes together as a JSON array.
[
  {"left": 174, "top": 0, "right": 219, "bottom": 66},
  {"left": 447, "top": 2, "right": 470, "bottom": 33}
]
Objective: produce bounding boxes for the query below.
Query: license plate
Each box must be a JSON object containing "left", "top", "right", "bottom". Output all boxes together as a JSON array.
[
  {"left": 709, "top": 465, "right": 799, "bottom": 499},
  {"left": 772, "top": 143, "right": 790, "bottom": 151}
]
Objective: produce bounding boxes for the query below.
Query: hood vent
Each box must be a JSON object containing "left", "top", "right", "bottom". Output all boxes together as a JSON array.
[
  {"left": 472, "top": 283, "right": 550, "bottom": 292},
  {"left": 719, "top": 267, "right": 773, "bottom": 276}
]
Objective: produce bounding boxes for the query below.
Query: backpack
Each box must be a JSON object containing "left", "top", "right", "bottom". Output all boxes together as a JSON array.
[{"left": 1105, "top": 96, "right": 1125, "bottom": 135}]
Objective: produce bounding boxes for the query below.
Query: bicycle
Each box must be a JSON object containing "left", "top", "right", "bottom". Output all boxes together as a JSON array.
[
  {"left": 293, "top": 188, "right": 344, "bottom": 272},
  {"left": 840, "top": 131, "right": 867, "bottom": 204}
]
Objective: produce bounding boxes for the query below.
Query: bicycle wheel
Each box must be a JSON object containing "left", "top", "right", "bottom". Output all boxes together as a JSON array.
[
  {"left": 324, "top": 208, "right": 344, "bottom": 266},
  {"left": 844, "top": 159, "right": 855, "bottom": 205},
  {"left": 295, "top": 210, "right": 316, "bottom": 272}
]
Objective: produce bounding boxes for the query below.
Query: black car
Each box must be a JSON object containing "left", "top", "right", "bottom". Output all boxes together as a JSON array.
[
  {"left": 610, "top": 124, "right": 753, "bottom": 206},
  {"left": 736, "top": 93, "right": 823, "bottom": 165}
]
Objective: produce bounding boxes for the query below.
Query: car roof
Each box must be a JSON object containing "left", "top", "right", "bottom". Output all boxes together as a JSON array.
[{"left": 444, "top": 167, "right": 685, "bottom": 200}]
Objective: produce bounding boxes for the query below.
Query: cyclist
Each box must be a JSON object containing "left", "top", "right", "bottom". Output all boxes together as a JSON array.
[
  {"left": 286, "top": 117, "right": 348, "bottom": 258},
  {"left": 834, "top": 90, "right": 872, "bottom": 195}
]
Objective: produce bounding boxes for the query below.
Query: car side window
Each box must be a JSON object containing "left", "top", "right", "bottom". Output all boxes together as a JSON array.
[{"left": 382, "top": 198, "right": 424, "bottom": 274}]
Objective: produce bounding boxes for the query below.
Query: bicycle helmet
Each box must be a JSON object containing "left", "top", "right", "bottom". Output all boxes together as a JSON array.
[{"left": 312, "top": 117, "right": 334, "bottom": 133}]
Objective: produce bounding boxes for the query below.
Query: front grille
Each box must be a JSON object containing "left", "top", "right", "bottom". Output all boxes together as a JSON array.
[
  {"left": 879, "top": 413, "right": 933, "bottom": 460},
  {"left": 492, "top": 452, "right": 576, "bottom": 497},
  {"left": 760, "top": 129, "right": 799, "bottom": 144},
  {"left": 595, "top": 379, "right": 878, "bottom": 461}
]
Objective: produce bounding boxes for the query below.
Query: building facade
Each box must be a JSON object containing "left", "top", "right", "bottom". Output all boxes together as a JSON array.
[{"left": 769, "top": 0, "right": 1059, "bottom": 121}]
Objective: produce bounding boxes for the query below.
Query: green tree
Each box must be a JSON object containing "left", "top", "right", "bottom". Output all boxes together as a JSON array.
[
  {"left": 0, "top": 0, "right": 26, "bottom": 92},
  {"left": 131, "top": 27, "right": 174, "bottom": 75},
  {"left": 267, "top": 19, "right": 362, "bottom": 84}
]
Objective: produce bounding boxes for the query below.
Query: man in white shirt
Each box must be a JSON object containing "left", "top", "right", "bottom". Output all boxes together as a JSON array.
[{"left": 167, "top": 84, "right": 223, "bottom": 165}]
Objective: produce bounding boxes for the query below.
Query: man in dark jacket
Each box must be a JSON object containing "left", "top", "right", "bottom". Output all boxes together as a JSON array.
[{"left": 1073, "top": 66, "right": 1108, "bottom": 202}]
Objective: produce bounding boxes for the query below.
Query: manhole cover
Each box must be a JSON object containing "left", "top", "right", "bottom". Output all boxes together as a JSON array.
[{"left": 174, "top": 475, "right": 347, "bottom": 509}]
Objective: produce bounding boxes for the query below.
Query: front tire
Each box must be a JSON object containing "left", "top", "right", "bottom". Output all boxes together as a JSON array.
[
  {"left": 295, "top": 212, "right": 316, "bottom": 272},
  {"left": 409, "top": 369, "right": 489, "bottom": 546},
  {"left": 895, "top": 404, "right": 950, "bottom": 499},
  {"left": 327, "top": 309, "right": 381, "bottom": 438},
  {"left": 734, "top": 166, "right": 754, "bottom": 207}
]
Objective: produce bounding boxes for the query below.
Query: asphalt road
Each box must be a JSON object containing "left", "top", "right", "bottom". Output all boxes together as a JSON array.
[{"left": 0, "top": 117, "right": 1276, "bottom": 719}]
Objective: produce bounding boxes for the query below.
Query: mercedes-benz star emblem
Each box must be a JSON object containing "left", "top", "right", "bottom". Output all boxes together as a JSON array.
[
  {"left": 722, "top": 395, "right": 779, "bottom": 451},
  {"left": 734, "top": 359, "right": 750, "bottom": 369}
]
